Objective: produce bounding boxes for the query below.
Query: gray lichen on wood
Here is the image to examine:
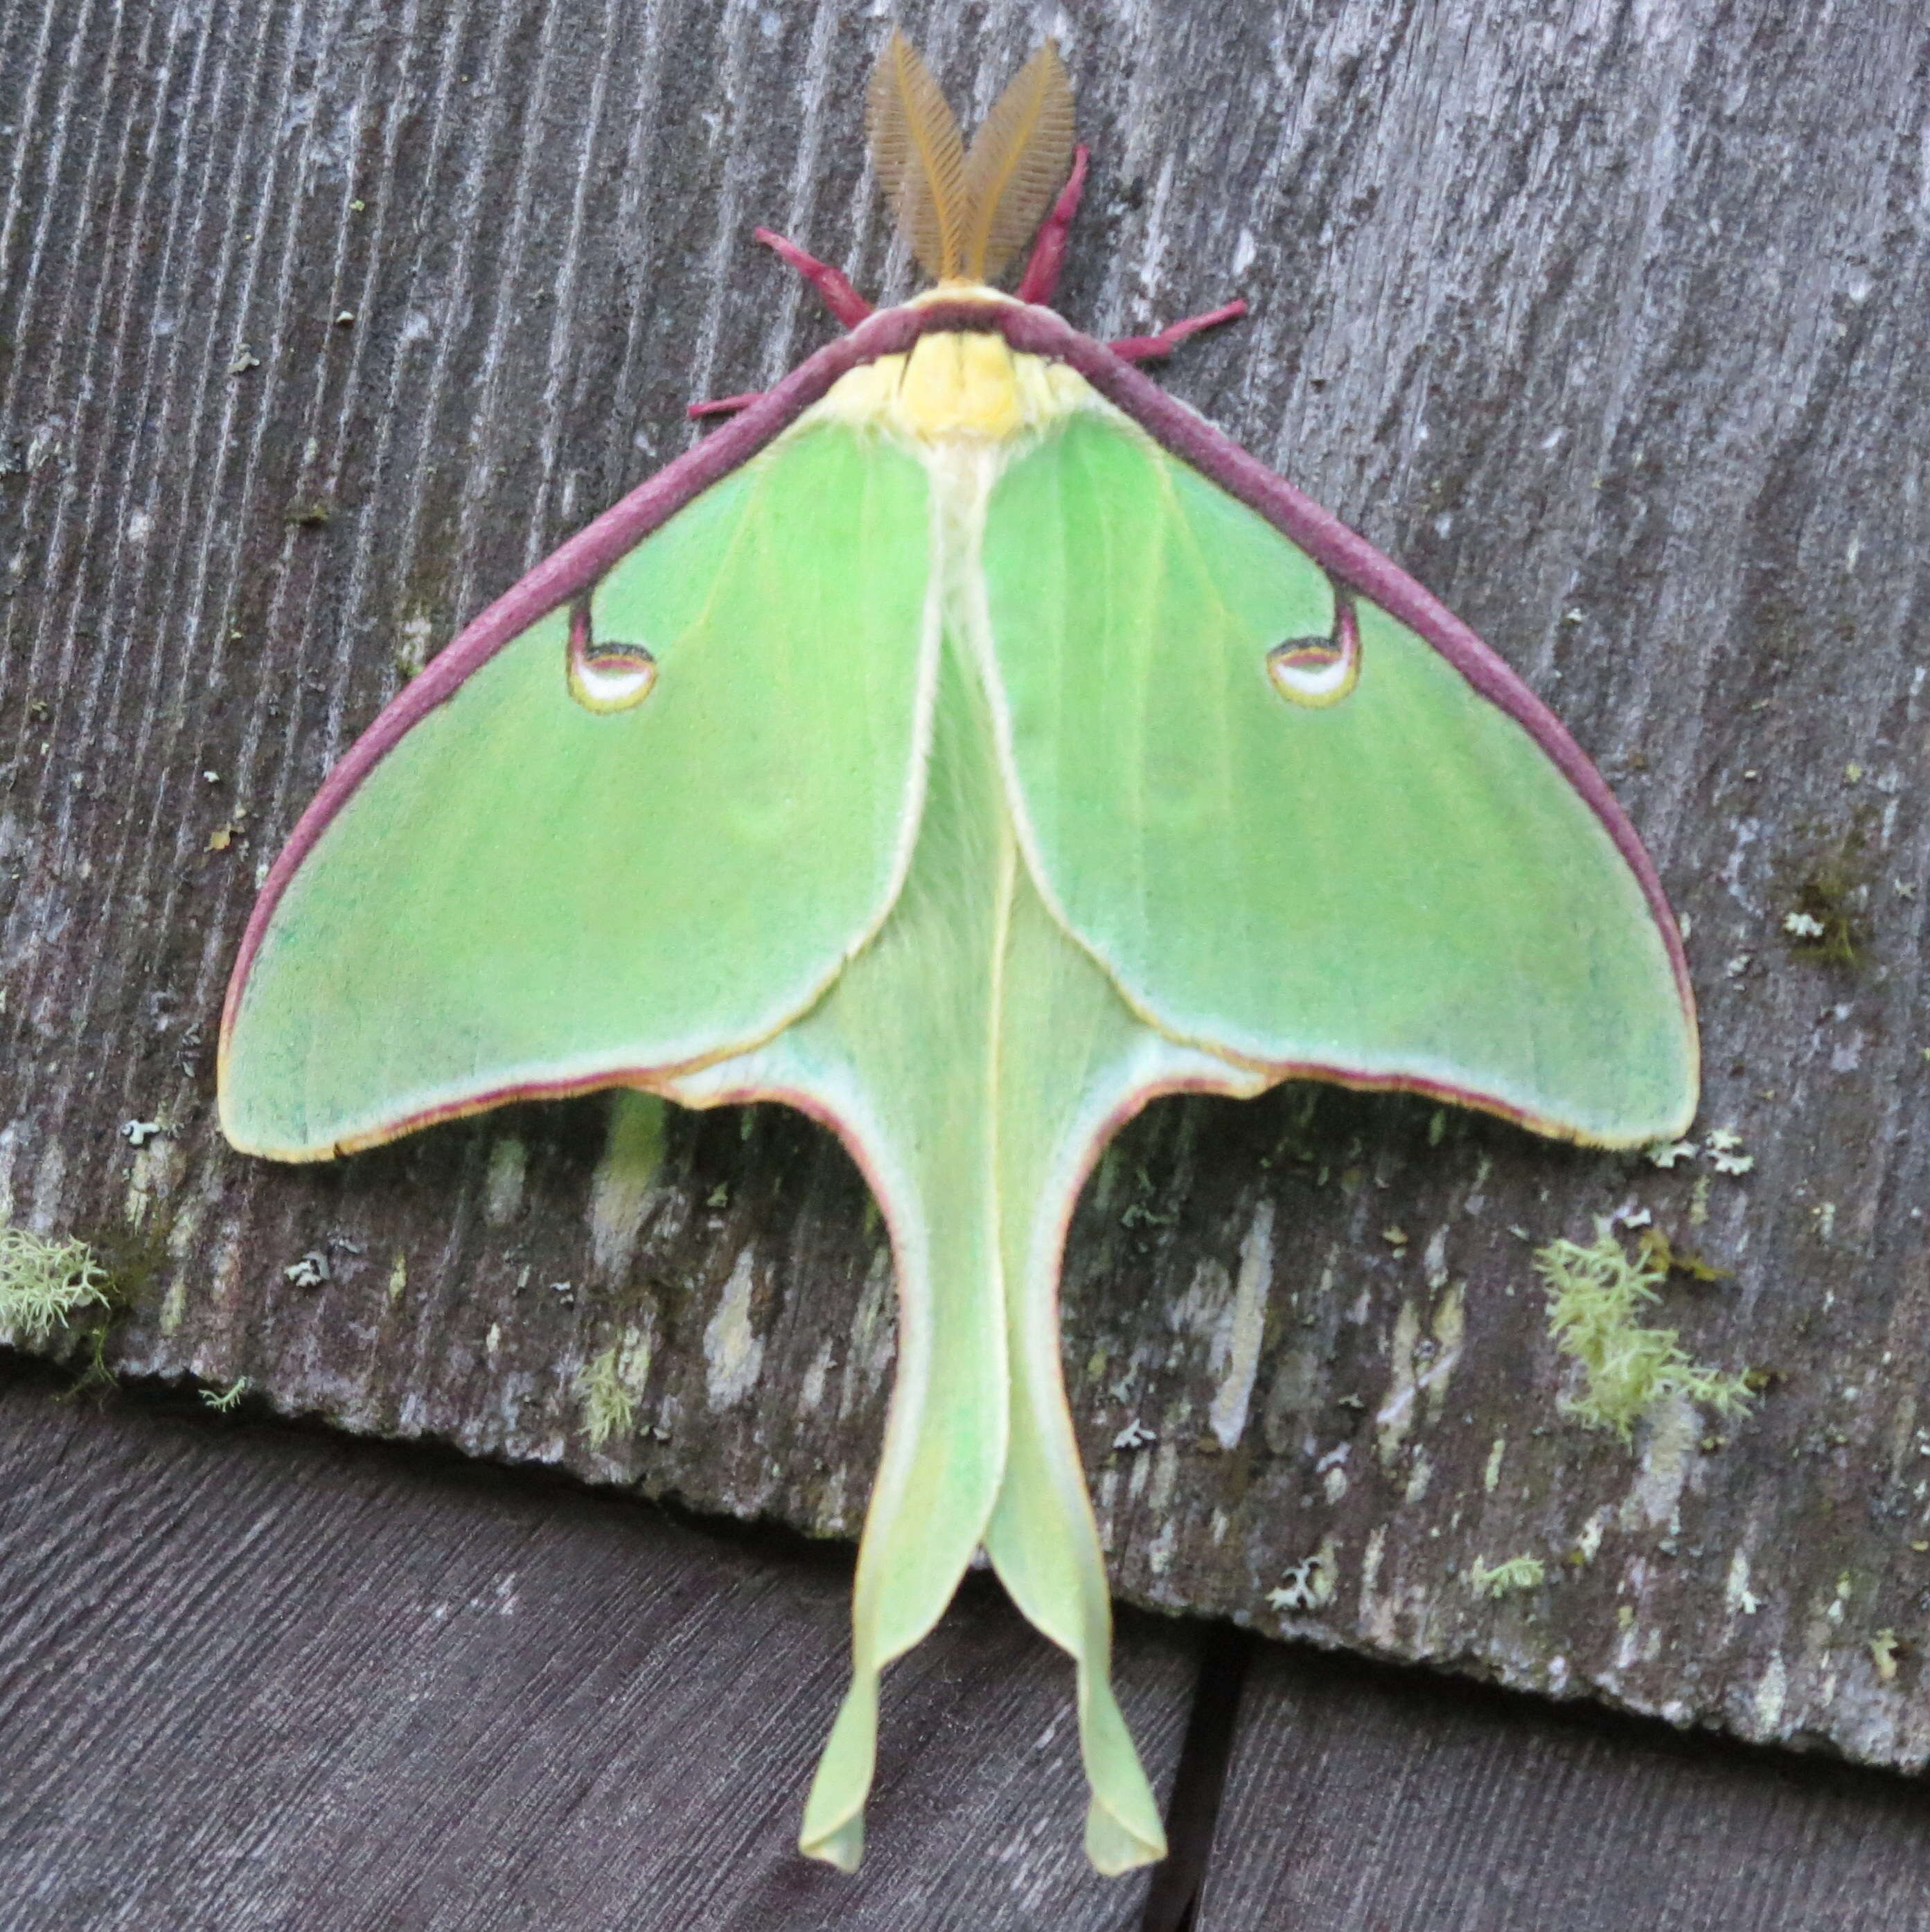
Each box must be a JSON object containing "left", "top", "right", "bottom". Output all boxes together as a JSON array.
[{"left": 2, "top": 0, "right": 1927, "bottom": 1788}]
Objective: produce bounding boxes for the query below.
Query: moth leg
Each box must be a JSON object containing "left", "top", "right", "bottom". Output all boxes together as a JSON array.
[
  {"left": 684, "top": 386, "right": 765, "bottom": 421},
  {"left": 685, "top": 388, "right": 766, "bottom": 421},
  {"left": 1015, "top": 143, "right": 1090, "bottom": 305},
  {"left": 754, "top": 227, "right": 876, "bottom": 326},
  {"left": 1108, "top": 297, "right": 1248, "bottom": 365},
  {"left": 688, "top": 231, "right": 877, "bottom": 418}
]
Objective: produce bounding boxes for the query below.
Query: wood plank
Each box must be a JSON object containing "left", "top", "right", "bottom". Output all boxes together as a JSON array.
[
  {"left": 0, "top": 1370, "right": 1194, "bottom": 1929},
  {"left": 1, "top": 0, "right": 1927, "bottom": 1787},
  {"left": 1198, "top": 1643, "right": 1930, "bottom": 1931}
]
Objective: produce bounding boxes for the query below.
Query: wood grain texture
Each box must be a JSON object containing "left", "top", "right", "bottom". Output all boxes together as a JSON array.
[
  {"left": 3, "top": 0, "right": 1928, "bottom": 1787},
  {"left": 1198, "top": 1643, "right": 1930, "bottom": 1931},
  {"left": 0, "top": 1368, "right": 1194, "bottom": 1929}
]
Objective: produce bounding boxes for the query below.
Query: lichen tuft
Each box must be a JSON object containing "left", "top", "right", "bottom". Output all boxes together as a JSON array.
[
  {"left": 577, "top": 1327, "right": 653, "bottom": 1450},
  {"left": 1535, "top": 1218, "right": 1753, "bottom": 1440},
  {"left": 0, "top": 1221, "right": 112, "bottom": 1346},
  {"left": 1467, "top": 1554, "right": 1545, "bottom": 1599}
]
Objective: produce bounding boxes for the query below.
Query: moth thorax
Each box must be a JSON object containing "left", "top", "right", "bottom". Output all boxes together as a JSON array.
[
  {"left": 893, "top": 331, "right": 1082, "bottom": 445},
  {"left": 901, "top": 331, "right": 1028, "bottom": 438},
  {"left": 811, "top": 330, "right": 1086, "bottom": 450}
]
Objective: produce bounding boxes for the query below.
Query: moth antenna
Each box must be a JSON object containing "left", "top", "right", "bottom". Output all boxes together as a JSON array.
[
  {"left": 867, "top": 30, "right": 968, "bottom": 285},
  {"left": 959, "top": 40, "right": 1074, "bottom": 284}
]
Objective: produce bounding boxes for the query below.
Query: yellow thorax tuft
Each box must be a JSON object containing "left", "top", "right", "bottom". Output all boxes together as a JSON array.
[{"left": 815, "top": 328, "right": 1087, "bottom": 445}]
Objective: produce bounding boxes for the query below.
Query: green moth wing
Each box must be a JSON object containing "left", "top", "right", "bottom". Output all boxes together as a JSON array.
[
  {"left": 976, "top": 393, "right": 1697, "bottom": 1147},
  {"left": 220, "top": 414, "right": 932, "bottom": 1158}
]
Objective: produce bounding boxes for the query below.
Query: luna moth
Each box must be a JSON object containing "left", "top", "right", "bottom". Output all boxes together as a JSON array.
[{"left": 219, "top": 34, "right": 1697, "bottom": 1876}]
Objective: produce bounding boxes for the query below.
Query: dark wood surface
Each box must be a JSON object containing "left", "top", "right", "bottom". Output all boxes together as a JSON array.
[
  {"left": 0, "top": 1367, "right": 1195, "bottom": 1931},
  {"left": 3, "top": 0, "right": 1929, "bottom": 1898},
  {"left": 1201, "top": 1643, "right": 1930, "bottom": 1932}
]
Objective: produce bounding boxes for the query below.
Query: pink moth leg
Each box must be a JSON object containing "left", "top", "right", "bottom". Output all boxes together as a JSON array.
[
  {"left": 1106, "top": 298, "right": 1248, "bottom": 363},
  {"left": 687, "top": 388, "right": 769, "bottom": 421},
  {"left": 1014, "top": 145, "right": 1090, "bottom": 305},
  {"left": 1016, "top": 141, "right": 1246, "bottom": 360},
  {"left": 754, "top": 228, "right": 875, "bottom": 328},
  {"left": 687, "top": 231, "right": 876, "bottom": 420}
]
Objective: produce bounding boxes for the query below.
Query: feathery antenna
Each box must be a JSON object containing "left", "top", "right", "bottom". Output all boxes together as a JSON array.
[
  {"left": 959, "top": 41, "right": 1074, "bottom": 283},
  {"left": 866, "top": 33, "right": 1077, "bottom": 288},
  {"left": 867, "top": 30, "right": 968, "bottom": 284}
]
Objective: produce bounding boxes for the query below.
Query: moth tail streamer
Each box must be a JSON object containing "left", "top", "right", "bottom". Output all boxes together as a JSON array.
[
  {"left": 780, "top": 692, "right": 1262, "bottom": 1870},
  {"left": 984, "top": 1252, "right": 1169, "bottom": 1872},
  {"left": 794, "top": 1049, "right": 1171, "bottom": 1875},
  {"left": 669, "top": 587, "right": 1259, "bottom": 1874},
  {"left": 793, "top": 1164, "right": 1010, "bottom": 1870},
  {"left": 976, "top": 867, "right": 1264, "bottom": 1872}
]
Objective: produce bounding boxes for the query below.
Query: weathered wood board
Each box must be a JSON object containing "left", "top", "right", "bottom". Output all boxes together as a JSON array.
[
  {"left": 3, "top": 0, "right": 1928, "bottom": 1794},
  {"left": 0, "top": 1367, "right": 1194, "bottom": 1929},
  {"left": 1199, "top": 1643, "right": 1930, "bottom": 1931}
]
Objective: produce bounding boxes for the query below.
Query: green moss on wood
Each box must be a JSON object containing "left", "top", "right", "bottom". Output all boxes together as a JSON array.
[{"left": 1785, "top": 813, "right": 1877, "bottom": 968}]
